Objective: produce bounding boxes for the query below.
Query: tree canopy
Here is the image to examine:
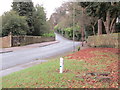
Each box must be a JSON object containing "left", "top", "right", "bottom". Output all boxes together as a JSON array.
[
  {"left": 12, "top": 0, "right": 35, "bottom": 35},
  {"left": 33, "top": 5, "right": 49, "bottom": 36},
  {"left": 1, "top": 0, "right": 49, "bottom": 37},
  {"left": 1, "top": 11, "right": 29, "bottom": 36}
]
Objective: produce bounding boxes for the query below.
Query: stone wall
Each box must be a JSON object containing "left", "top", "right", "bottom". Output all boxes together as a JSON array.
[
  {"left": 12, "top": 36, "right": 55, "bottom": 47},
  {"left": 0, "top": 35, "right": 55, "bottom": 48}
]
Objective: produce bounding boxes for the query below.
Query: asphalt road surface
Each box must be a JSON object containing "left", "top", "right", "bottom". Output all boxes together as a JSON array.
[{"left": 1, "top": 33, "right": 81, "bottom": 70}]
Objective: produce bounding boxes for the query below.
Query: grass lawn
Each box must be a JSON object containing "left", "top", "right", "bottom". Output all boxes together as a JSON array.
[{"left": 2, "top": 48, "right": 119, "bottom": 88}]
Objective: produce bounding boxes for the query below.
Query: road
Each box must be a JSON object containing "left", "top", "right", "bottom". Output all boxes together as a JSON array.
[{"left": 1, "top": 33, "right": 81, "bottom": 70}]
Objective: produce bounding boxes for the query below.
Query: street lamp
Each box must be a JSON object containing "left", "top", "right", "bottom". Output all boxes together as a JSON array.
[{"left": 72, "top": 2, "right": 75, "bottom": 52}]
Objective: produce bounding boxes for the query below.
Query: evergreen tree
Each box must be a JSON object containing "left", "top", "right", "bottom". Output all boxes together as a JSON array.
[
  {"left": 33, "top": 5, "right": 49, "bottom": 36},
  {"left": 12, "top": 0, "right": 35, "bottom": 35}
]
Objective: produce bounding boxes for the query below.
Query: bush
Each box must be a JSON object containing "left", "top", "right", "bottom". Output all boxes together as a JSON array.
[
  {"left": 54, "top": 25, "right": 59, "bottom": 31},
  {"left": 2, "top": 11, "right": 29, "bottom": 37},
  {"left": 77, "top": 46, "right": 80, "bottom": 51},
  {"left": 54, "top": 25, "right": 81, "bottom": 41},
  {"left": 87, "top": 33, "right": 119, "bottom": 48},
  {"left": 42, "top": 31, "right": 55, "bottom": 37}
]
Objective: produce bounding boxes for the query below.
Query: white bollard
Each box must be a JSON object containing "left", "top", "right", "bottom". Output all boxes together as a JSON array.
[{"left": 60, "top": 57, "right": 64, "bottom": 73}]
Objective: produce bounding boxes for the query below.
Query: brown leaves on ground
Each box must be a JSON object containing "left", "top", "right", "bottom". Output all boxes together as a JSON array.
[{"left": 66, "top": 48, "right": 119, "bottom": 88}]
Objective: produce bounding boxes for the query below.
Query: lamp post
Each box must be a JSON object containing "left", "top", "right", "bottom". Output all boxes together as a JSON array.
[{"left": 73, "top": 2, "right": 75, "bottom": 52}]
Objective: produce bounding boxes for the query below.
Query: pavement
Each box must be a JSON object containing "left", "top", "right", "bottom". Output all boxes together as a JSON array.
[{"left": 0, "top": 41, "right": 59, "bottom": 53}]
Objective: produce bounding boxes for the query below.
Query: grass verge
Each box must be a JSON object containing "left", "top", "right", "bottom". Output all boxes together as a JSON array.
[{"left": 2, "top": 48, "right": 119, "bottom": 88}]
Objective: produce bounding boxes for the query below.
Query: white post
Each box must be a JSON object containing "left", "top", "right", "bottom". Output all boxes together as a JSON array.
[{"left": 60, "top": 57, "right": 64, "bottom": 73}]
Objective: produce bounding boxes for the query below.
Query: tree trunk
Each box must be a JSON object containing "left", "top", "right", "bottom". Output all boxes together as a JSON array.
[
  {"left": 106, "top": 10, "right": 110, "bottom": 34},
  {"left": 111, "top": 23, "right": 116, "bottom": 33},
  {"left": 110, "top": 18, "right": 116, "bottom": 33},
  {"left": 81, "top": 8, "right": 84, "bottom": 47},
  {"left": 98, "top": 18, "right": 102, "bottom": 35},
  {"left": 81, "top": 26, "right": 84, "bottom": 47},
  {"left": 103, "top": 21, "right": 107, "bottom": 32},
  {"left": 92, "top": 25, "right": 95, "bottom": 35}
]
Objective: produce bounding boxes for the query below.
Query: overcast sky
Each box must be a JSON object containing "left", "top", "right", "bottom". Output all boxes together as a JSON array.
[{"left": 0, "top": 0, "right": 69, "bottom": 19}]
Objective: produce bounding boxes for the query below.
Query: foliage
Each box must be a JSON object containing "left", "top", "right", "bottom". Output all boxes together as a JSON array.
[
  {"left": 51, "top": 2, "right": 83, "bottom": 41},
  {"left": 42, "top": 31, "right": 55, "bottom": 37},
  {"left": 116, "top": 22, "right": 120, "bottom": 33},
  {"left": 2, "top": 48, "right": 118, "bottom": 88},
  {"left": 12, "top": 0, "right": 35, "bottom": 35},
  {"left": 77, "top": 46, "right": 80, "bottom": 51},
  {"left": 51, "top": 2, "right": 97, "bottom": 41},
  {"left": 64, "top": 27, "right": 73, "bottom": 39},
  {"left": 8, "top": 0, "right": 50, "bottom": 36},
  {"left": 32, "top": 5, "right": 49, "bottom": 36},
  {"left": 79, "top": 2, "right": 120, "bottom": 34},
  {"left": 50, "top": 2, "right": 74, "bottom": 30},
  {"left": 12, "top": 0, "right": 34, "bottom": 16},
  {"left": 1, "top": 11, "right": 29, "bottom": 36},
  {"left": 55, "top": 25, "right": 81, "bottom": 41},
  {"left": 54, "top": 25, "right": 59, "bottom": 31}
]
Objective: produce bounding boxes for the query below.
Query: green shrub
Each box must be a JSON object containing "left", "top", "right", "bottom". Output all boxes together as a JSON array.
[
  {"left": 42, "top": 31, "right": 55, "bottom": 37},
  {"left": 54, "top": 25, "right": 59, "bottom": 31},
  {"left": 54, "top": 25, "right": 81, "bottom": 41},
  {"left": 2, "top": 10, "right": 29, "bottom": 37},
  {"left": 77, "top": 46, "right": 81, "bottom": 51}
]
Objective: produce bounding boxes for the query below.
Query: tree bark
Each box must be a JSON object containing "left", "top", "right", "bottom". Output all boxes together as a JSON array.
[
  {"left": 98, "top": 18, "right": 102, "bottom": 35},
  {"left": 81, "top": 26, "right": 84, "bottom": 46},
  {"left": 81, "top": 8, "right": 84, "bottom": 47},
  {"left": 111, "top": 23, "right": 116, "bottom": 33},
  {"left": 92, "top": 26, "right": 95, "bottom": 35},
  {"left": 106, "top": 10, "right": 110, "bottom": 34},
  {"left": 110, "top": 18, "right": 116, "bottom": 33}
]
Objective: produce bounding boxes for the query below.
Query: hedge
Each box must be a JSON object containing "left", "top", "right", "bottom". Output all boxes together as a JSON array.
[{"left": 87, "top": 33, "right": 119, "bottom": 48}]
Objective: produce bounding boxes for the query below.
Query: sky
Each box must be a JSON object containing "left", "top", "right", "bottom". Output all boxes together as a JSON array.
[{"left": 0, "top": 0, "right": 69, "bottom": 19}]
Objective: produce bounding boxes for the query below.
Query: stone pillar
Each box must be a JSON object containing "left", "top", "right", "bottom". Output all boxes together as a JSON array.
[{"left": 9, "top": 32, "right": 12, "bottom": 47}]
